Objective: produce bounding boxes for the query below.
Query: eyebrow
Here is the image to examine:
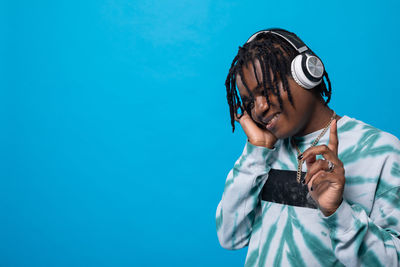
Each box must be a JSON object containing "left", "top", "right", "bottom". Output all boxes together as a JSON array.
[
  {"left": 250, "top": 83, "right": 273, "bottom": 94},
  {"left": 239, "top": 80, "right": 275, "bottom": 102},
  {"left": 241, "top": 85, "right": 262, "bottom": 101},
  {"left": 250, "top": 84, "right": 262, "bottom": 91}
]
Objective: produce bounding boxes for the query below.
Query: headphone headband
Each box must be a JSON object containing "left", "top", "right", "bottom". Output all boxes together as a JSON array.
[
  {"left": 246, "top": 28, "right": 309, "bottom": 53},
  {"left": 245, "top": 28, "right": 324, "bottom": 89}
]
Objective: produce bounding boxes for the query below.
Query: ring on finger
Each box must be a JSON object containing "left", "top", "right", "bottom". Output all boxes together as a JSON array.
[{"left": 327, "top": 160, "right": 335, "bottom": 172}]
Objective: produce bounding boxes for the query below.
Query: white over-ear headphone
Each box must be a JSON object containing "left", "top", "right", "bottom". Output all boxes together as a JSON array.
[{"left": 246, "top": 28, "right": 324, "bottom": 89}]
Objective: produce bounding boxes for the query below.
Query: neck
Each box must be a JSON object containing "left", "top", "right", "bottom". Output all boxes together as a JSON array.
[{"left": 294, "top": 101, "right": 338, "bottom": 137}]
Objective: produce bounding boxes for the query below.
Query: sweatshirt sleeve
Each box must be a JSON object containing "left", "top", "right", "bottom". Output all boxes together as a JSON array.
[
  {"left": 322, "top": 135, "right": 400, "bottom": 266},
  {"left": 216, "top": 140, "right": 277, "bottom": 250}
]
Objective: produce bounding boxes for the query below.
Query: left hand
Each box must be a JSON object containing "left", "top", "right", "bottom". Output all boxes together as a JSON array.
[{"left": 302, "top": 119, "right": 345, "bottom": 216}]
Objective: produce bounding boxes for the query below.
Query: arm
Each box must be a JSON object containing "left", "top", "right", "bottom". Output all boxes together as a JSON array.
[
  {"left": 216, "top": 140, "right": 277, "bottom": 250},
  {"left": 322, "top": 140, "right": 400, "bottom": 266}
]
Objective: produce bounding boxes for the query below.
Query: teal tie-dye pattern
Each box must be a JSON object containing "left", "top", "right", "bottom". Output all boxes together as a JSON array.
[
  {"left": 387, "top": 216, "right": 399, "bottom": 227},
  {"left": 258, "top": 217, "right": 280, "bottom": 266},
  {"left": 345, "top": 175, "right": 377, "bottom": 186},
  {"left": 337, "top": 120, "right": 358, "bottom": 134},
  {"left": 375, "top": 178, "right": 397, "bottom": 197},
  {"left": 276, "top": 158, "right": 290, "bottom": 170},
  {"left": 338, "top": 124, "right": 400, "bottom": 168},
  {"left": 284, "top": 213, "right": 306, "bottom": 267},
  {"left": 223, "top": 178, "right": 234, "bottom": 191},
  {"left": 358, "top": 242, "right": 384, "bottom": 267},
  {"left": 391, "top": 162, "right": 400, "bottom": 177},
  {"left": 290, "top": 207, "right": 342, "bottom": 266},
  {"left": 376, "top": 186, "right": 400, "bottom": 209},
  {"left": 283, "top": 138, "right": 298, "bottom": 169},
  {"left": 255, "top": 203, "right": 285, "bottom": 267},
  {"left": 231, "top": 211, "right": 239, "bottom": 248},
  {"left": 244, "top": 250, "right": 259, "bottom": 267},
  {"left": 345, "top": 199, "right": 369, "bottom": 217},
  {"left": 273, "top": 226, "right": 286, "bottom": 267},
  {"left": 217, "top": 116, "right": 400, "bottom": 266},
  {"left": 339, "top": 129, "right": 381, "bottom": 165},
  {"left": 216, "top": 207, "right": 223, "bottom": 231}
]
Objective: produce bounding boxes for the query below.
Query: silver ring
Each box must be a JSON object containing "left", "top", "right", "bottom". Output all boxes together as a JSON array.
[{"left": 327, "top": 160, "right": 335, "bottom": 172}]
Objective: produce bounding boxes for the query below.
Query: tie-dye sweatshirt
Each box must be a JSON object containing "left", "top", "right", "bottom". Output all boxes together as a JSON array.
[{"left": 216, "top": 115, "right": 400, "bottom": 266}]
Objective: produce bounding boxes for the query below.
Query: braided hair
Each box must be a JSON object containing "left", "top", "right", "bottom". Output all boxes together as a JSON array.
[{"left": 225, "top": 31, "right": 332, "bottom": 132}]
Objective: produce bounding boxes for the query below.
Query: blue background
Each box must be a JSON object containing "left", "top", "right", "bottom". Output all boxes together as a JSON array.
[{"left": 2, "top": 0, "right": 400, "bottom": 266}]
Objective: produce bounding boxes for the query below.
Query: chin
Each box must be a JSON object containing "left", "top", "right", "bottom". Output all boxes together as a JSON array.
[
  {"left": 274, "top": 132, "right": 287, "bottom": 140},
  {"left": 272, "top": 128, "right": 292, "bottom": 140}
]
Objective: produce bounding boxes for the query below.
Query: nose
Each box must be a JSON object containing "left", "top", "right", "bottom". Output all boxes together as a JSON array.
[{"left": 253, "top": 95, "right": 270, "bottom": 118}]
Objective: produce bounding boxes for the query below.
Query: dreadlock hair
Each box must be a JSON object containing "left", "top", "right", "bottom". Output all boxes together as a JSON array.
[{"left": 225, "top": 31, "right": 332, "bottom": 132}]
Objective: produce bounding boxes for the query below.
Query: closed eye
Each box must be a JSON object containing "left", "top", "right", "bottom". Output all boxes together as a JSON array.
[{"left": 242, "top": 98, "right": 254, "bottom": 110}]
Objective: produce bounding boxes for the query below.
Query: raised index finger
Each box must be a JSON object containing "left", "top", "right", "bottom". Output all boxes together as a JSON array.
[{"left": 328, "top": 119, "right": 338, "bottom": 155}]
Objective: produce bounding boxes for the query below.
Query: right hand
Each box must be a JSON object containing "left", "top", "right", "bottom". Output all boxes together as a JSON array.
[{"left": 235, "top": 110, "right": 278, "bottom": 149}]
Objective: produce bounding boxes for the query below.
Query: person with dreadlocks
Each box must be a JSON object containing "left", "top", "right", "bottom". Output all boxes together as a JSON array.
[{"left": 216, "top": 28, "right": 400, "bottom": 266}]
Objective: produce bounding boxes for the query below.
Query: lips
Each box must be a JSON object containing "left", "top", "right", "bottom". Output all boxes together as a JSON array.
[
  {"left": 261, "top": 112, "right": 281, "bottom": 131},
  {"left": 261, "top": 112, "right": 281, "bottom": 125}
]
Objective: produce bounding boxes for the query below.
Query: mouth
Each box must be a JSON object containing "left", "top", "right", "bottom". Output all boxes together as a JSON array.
[{"left": 261, "top": 112, "right": 281, "bottom": 130}]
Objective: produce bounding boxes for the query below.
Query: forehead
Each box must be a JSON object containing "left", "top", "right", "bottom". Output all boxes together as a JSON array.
[
  {"left": 236, "top": 59, "right": 278, "bottom": 97},
  {"left": 236, "top": 60, "right": 260, "bottom": 94}
]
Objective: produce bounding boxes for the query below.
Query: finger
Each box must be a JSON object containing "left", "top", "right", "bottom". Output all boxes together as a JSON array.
[
  {"left": 234, "top": 113, "right": 239, "bottom": 122},
  {"left": 238, "top": 112, "right": 265, "bottom": 137},
  {"left": 304, "top": 155, "right": 316, "bottom": 182},
  {"left": 328, "top": 119, "right": 339, "bottom": 155},
  {"left": 234, "top": 112, "right": 241, "bottom": 122},
  {"left": 304, "top": 159, "right": 329, "bottom": 184},
  {"left": 238, "top": 112, "right": 255, "bottom": 125},
  {"left": 234, "top": 104, "right": 244, "bottom": 122},
  {"left": 234, "top": 106, "right": 250, "bottom": 122},
  {"left": 309, "top": 171, "right": 339, "bottom": 192},
  {"left": 302, "top": 145, "right": 341, "bottom": 166}
]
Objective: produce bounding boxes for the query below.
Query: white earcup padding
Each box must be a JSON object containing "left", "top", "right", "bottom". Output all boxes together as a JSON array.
[{"left": 291, "top": 54, "right": 323, "bottom": 89}]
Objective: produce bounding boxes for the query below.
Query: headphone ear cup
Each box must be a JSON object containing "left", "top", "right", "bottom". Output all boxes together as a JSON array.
[{"left": 291, "top": 54, "right": 324, "bottom": 89}]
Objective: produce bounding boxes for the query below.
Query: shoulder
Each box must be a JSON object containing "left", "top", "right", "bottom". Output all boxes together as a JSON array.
[
  {"left": 337, "top": 116, "right": 400, "bottom": 198},
  {"left": 338, "top": 115, "right": 400, "bottom": 150},
  {"left": 336, "top": 116, "right": 400, "bottom": 173}
]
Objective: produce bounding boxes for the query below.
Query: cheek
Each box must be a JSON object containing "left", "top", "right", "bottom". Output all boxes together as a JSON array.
[{"left": 276, "top": 110, "right": 301, "bottom": 138}]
